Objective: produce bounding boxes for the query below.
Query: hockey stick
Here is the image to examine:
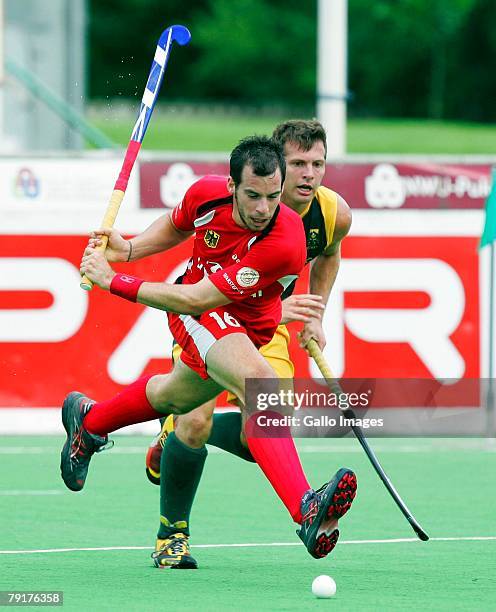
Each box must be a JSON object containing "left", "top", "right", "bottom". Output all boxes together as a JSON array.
[
  {"left": 306, "top": 338, "right": 429, "bottom": 541},
  {"left": 80, "top": 24, "right": 191, "bottom": 290}
]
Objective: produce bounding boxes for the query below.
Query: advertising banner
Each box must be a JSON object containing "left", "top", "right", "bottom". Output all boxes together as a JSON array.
[
  {"left": 139, "top": 160, "right": 492, "bottom": 210},
  {"left": 0, "top": 158, "right": 139, "bottom": 211},
  {"left": 0, "top": 153, "right": 488, "bottom": 432},
  {"left": 0, "top": 234, "right": 480, "bottom": 410}
]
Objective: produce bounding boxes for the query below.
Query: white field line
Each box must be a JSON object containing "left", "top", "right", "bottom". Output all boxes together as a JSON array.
[{"left": 1, "top": 536, "right": 495, "bottom": 555}]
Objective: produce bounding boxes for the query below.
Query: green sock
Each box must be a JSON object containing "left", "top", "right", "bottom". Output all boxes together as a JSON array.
[
  {"left": 157, "top": 432, "right": 207, "bottom": 539},
  {"left": 207, "top": 412, "right": 255, "bottom": 462}
]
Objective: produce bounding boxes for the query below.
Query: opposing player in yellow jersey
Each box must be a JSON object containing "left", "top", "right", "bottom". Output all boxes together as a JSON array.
[{"left": 146, "top": 119, "right": 353, "bottom": 568}]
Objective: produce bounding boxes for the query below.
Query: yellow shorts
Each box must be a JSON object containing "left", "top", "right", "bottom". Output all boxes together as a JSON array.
[
  {"left": 172, "top": 324, "right": 294, "bottom": 404},
  {"left": 258, "top": 324, "right": 294, "bottom": 378}
]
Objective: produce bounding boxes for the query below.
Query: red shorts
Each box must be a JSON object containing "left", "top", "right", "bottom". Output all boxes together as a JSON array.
[{"left": 167, "top": 306, "right": 248, "bottom": 379}]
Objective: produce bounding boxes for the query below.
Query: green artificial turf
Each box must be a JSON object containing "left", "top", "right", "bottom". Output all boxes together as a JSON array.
[{"left": 1, "top": 436, "right": 495, "bottom": 611}]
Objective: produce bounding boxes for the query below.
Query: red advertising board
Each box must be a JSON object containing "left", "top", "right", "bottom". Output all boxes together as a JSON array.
[
  {"left": 336, "top": 236, "right": 479, "bottom": 379},
  {"left": 140, "top": 161, "right": 492, "bottom": 210},
  {"left": 0, "top": 234, "right": 479, "bottom": 408}
]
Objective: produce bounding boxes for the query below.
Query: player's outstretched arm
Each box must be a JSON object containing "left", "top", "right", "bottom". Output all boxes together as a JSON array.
[
  {"left": 87, "top": 211, "right": 193, "bottom": 263},
  {"left": 136, "top": 276, "right": 230, "bottom": 315},
  {"left": 299, "top": 196, "right": 352, "bottom": 350},
  {"left": 128, "top": 211, "right": 193, "bottom": 260},
  {"left": 80, "top": 247, "right": 229, "bottom": 315}
]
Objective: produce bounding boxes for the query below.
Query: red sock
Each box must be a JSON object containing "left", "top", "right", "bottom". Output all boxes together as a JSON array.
[
  {"left": 83, "top": 375, "right": 164, "bottom": 436},
  {"left": 245, "top": 413, "right": 310, "bottom": 524}
]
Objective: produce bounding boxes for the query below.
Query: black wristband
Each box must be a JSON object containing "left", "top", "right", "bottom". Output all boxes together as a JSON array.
[{"left": 126, "top": 240, "right": 133, "bottom": 262}]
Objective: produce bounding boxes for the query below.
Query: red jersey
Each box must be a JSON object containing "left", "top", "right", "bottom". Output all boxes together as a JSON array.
[{"left": 171, "top": 175, "right": 306, "bottom": 347}]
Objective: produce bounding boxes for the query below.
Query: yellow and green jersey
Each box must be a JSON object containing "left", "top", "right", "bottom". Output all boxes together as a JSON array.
[
  {"left": 282, "top": 186, "right": 338, "bottom": 299},
  {"left": 300, "top": 186, "right": 338, "bottom": 263}
]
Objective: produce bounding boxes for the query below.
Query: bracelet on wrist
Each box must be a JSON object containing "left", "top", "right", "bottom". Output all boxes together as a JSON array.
[{"left": 126, "top": 240, "right": 133, "bottom": 262}]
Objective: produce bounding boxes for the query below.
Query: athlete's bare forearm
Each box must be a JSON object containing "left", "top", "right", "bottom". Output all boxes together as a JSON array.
[
  {"left": 136, "top": 277, "right": 229, "bottom": 315},
  {"left": 129, "top": 212, "right": 193, "bottom": 260},
  {"left": 309, "top": 248, "right": 341, "bottom": 305},
  {"left": 309, "top": 194, "right": 352, "bottom": 305},
  {"left": 81, "top": 248, "right": 230, "bottom": 316}
]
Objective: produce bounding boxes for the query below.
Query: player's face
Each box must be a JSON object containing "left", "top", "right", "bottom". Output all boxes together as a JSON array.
[
  {"left": 229, "top": 164, "right": 283, "bottom": 232},
  {"left": 282, "top": 140, "right": 326, "bottom": 209}
]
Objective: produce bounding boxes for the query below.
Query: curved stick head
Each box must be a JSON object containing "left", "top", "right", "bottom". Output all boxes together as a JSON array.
[
  {"left": 169, "top": 25, "right": 192, "bottom": 46},
  {"left": 409, "top": 517, "right": 429, "bottom": 541}
]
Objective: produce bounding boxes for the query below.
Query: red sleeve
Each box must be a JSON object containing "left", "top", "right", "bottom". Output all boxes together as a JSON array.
[
  {"left": 171, "top": 182, "right": 199, "bottom": 232},
  {"left": 209, "top": 225, "right": 306, "bottom": 302},
  {"left": 171, "top": 176, "right": 230, "bottom": 232}
]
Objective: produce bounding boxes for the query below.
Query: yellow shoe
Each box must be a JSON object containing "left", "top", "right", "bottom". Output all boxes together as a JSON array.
[
  {"left": 145, "top": 414, "right": 175, "bottom": 485},
  {"left": 151, "top": 533, "right": 198, "bottom": 569}
]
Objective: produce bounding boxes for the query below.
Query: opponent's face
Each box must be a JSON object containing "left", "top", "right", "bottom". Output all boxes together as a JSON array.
[
  {"left": 282, "top": 140, "right": 326, "bottom": 209},
  {"left": 229, "top": 164, "right": 283, "bottom": 232}
]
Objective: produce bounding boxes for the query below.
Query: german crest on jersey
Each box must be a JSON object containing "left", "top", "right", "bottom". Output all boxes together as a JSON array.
[{"left": 204, "top": 230, "right": 220, "bottom": 248}]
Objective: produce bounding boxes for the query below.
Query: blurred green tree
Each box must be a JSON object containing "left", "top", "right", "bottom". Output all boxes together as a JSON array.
[
  {"left": 189, "top": 0, "right": 316, "bottom": 104},
  {"left": 88, "top": 0, "right": 496, "bottom": 121},
  {"left": 88, "top": 0, "right": 204, "bottom": 99},
  {"left": 349, "top": 0, "right": 496, "bottom": 119},
  {"left": 448, "top": 0, "right": 496, "bottom": 121},
  {"left": 416, "top": 0, "right": 477, "bottom": 119}
]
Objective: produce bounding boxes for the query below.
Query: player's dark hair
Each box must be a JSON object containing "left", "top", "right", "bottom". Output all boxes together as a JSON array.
[
  {"left": 230, "top": 135, "right": 286, "bottom": 187},
  {"left": 272, "top": 119, "right": 327, "bottom": 156}
]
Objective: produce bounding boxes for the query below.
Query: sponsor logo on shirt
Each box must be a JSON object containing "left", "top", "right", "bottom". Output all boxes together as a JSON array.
[
  {"left": 236, "top": 267, "right": 260, "bottom": 288},
  {"left": 204, "top": 229, "right": 220, "bottom": 248},
  {"left": 223, "top": 272, "right": 243, "bottom": 294}
]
